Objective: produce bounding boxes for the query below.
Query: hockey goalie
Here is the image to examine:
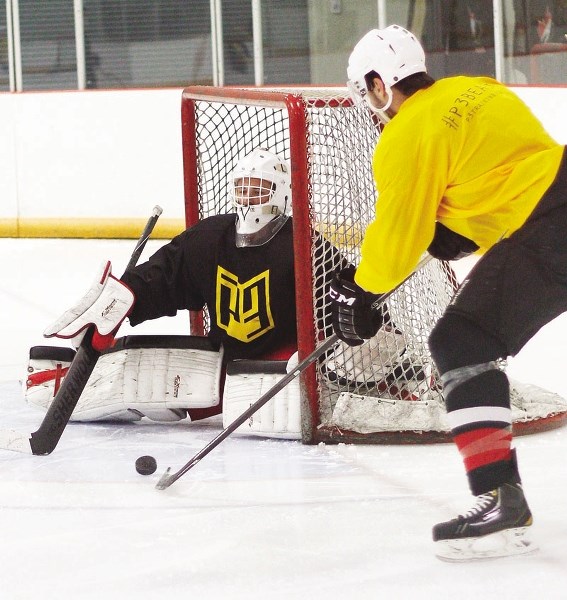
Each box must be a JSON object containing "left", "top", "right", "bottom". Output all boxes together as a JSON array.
[{"left": 23, "top": 148, "right": 421, "bottom": 439}]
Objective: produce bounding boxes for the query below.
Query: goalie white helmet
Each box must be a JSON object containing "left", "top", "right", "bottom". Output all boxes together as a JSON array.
[
  {"left": 230, "top": 148, "right": 292, "bottom": 247},
  {"left": 347, "top": 25, "right": 426, "bottom": 123}
]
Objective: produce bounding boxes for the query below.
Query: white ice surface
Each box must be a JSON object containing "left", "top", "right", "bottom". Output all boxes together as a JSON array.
[{"left": 2, "top": 240, "right": 567, "bottom": 599}]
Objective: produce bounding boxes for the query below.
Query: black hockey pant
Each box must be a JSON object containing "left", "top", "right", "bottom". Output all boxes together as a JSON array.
[{"left": 429, "top": 147, "right": 567, "bottom": 495}]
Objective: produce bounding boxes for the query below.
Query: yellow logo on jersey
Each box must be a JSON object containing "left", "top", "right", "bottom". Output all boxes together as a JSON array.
[{"left": 216, "top": 266, "right": 274, "bottom": 342}]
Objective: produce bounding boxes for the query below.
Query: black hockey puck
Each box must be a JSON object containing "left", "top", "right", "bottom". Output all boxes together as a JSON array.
[{"left": 135, "top": 455, "right": 157, "bottom": 476}]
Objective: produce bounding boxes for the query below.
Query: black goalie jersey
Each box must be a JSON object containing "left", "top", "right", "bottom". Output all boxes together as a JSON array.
[{"left": 121, "top": 214, "right": 343, "bottom": 360}]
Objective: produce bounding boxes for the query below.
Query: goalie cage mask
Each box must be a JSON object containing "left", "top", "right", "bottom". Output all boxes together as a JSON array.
[{"left": 230, "top": 148, "right": 292, "bottom": 248}]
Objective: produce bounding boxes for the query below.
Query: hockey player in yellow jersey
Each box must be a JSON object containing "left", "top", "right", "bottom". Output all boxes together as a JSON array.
[{"left": 329, "top": 24, "right": 567, "bottom": 561}]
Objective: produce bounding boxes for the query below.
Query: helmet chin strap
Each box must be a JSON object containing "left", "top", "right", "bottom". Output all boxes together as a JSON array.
[{"left": 365, "top": 84, "right": 393, "bottom": 124}]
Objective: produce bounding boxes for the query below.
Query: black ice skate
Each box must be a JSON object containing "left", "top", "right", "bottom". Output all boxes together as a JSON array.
[{"left": 432, "top": 481, "right": 537, "bottom": 561}]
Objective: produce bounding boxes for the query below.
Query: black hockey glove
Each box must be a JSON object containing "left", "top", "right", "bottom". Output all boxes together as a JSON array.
[
  {"left": 428, "top": 222, "right": 479, "bottom": 261},
  {"left": 329, "top": 266, "right": 383, "bottom": 346}
]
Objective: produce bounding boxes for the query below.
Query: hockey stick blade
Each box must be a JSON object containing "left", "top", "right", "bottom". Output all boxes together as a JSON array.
[
  {"left": 155, "top": 254, "right": 434, "bottom": 490},
  {"left": 0, "top": 207, "right": 163, "bottom": 455},
  {"left": 155, "top": 334, "right": 339, "bottom": 490}
]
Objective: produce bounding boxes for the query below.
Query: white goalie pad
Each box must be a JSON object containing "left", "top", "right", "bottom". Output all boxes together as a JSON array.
[
  {"left": 223, "top": 359, "right": 301, "bottom": 439},
  {"left": 329, "top": 378, "right": 567, "bottom": 434},
  {"left": 24, "top": 336, "right": 223, "bottom": 423},
  {"left": 43, "top": 260, "right": 135, "bottom": 343}
]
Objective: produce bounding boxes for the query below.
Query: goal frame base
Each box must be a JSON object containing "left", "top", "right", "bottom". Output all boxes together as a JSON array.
[{"left": 314, "top": 410, "right": 567, "bottom": 445}]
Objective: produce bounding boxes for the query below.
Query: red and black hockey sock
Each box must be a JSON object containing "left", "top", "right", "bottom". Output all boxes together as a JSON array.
[
  {"left": 429, "top": 312, "right": 520, "bottom": 495},
  {"left": 444, "top": 368, "right": 517, "bottom": 495}
]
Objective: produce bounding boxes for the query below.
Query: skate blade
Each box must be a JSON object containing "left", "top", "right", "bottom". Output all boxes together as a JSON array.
[{"left": 435, "top": 527, "right": 538, "bottom": 562}]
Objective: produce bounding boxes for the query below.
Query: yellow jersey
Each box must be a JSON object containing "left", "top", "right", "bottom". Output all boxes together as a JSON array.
[{"left": 355, "top": 76, "right": 564, "bottom": 294}]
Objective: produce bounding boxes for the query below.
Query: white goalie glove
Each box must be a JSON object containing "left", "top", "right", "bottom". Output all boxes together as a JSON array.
[{"left": 43, "top": 260, "right": 135, "bottom": 350}]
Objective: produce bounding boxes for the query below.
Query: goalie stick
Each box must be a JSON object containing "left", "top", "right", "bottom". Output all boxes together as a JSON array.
[
  {"left": 155, "top": 254, "right": 434, "bottom": 490},
  {"left": 0, "top": 205, "right": 163, "bottom": 455}
]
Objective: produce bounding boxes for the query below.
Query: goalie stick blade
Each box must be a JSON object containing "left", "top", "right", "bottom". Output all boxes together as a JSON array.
[{"left": 0, "top": 429, "right": 33, "bottom": 454}]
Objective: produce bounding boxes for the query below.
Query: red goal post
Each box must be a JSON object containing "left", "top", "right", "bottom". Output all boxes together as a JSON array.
[{"left": 180, "top": 85, "right": 567, "bottom": 444}]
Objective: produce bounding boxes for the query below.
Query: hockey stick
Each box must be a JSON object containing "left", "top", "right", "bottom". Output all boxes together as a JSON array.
[
  {"left": 0, "top": 205, "right": 163, "bottom": 455},
  {"left": 155, "top": 254, "right": 434, "bottom": 490},
  {"left": 125, "top": 206, "right": 163, "bottom": 271}
]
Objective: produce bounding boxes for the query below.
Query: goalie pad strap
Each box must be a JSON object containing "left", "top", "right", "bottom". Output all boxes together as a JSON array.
[
  {"left": 26, "top": 365, "right": 70, "bottom": 388},
  {"left": 226, "top": 360, "right": 287, "bottom": 375},
  {"left": 29, "top": 346, "right": 77, "bottom": 362}
]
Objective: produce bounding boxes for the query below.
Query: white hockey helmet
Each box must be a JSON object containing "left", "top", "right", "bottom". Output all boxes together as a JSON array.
[
  {"left": 230, "top": 148, "right": 292, "bottom": 247},
  {"left": 347, "top": 25, "right": 426, "bottom": 123}
]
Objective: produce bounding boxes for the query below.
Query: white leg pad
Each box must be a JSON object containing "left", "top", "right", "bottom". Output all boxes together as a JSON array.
[
  {"left": 223, "top": 360, "right": 301, "bottom": 439},
  {"left": 24, "top": 337, "right": 223, "bottom": 422}
]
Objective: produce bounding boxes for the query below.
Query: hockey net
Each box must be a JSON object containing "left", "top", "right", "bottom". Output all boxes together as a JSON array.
[{"left": 180, "top": 86, "right": 567, "bottom": 443}]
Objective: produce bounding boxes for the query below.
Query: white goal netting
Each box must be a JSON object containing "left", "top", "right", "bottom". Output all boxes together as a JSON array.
[{"left": 181, "top": 86, "right": 567, "bottom": 443}]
